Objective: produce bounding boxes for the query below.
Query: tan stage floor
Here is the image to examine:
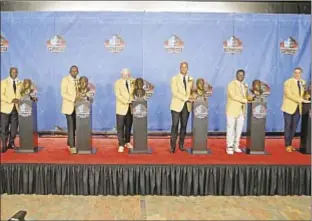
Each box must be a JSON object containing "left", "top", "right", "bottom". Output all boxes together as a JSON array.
[{"left": 1, "top": 194, "right": 310, "bottom": 220}]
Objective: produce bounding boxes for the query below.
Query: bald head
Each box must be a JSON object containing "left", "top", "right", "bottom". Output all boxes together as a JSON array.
[{"left": 121, "top": 68, "right": 131, "bottom": 79}]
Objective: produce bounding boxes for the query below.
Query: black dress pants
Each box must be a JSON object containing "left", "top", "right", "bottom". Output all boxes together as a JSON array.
[
  {"left": 283, "top": 107, "right": 300, "bottom": 147},
  {"left": 116, "top": 106, "right": 133, "bottom": 147},
  {"left": 0, "top": 106, "right": 18, "bottom": 151},
  {"left": 170, "top": 103, "right": 190, "bottom": 149},
  {"left": 65, "top": 111, "right": 76, "bottom": 147}
]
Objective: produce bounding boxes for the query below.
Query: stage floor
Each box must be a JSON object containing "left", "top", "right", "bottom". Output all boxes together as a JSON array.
[{"left": 1, "top": 136, "right": 310, "bottom": 165}]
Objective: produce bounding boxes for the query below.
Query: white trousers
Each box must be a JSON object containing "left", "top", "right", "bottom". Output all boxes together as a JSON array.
[{"left": 226, "top": 114, "right": 244, "bottom": 148}]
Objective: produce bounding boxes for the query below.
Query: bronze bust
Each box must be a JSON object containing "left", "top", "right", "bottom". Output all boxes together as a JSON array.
[
  {"left": 133, "top": 78, "right": 154, "bottom": 100},
  {"left": 303, "top": 82, "right": 311, "bottom": 100},
  {"left": 191, "top": 78, "right": 212, "bottom": 100},
  {"left": 248, "top": 80, "right": 271, "bottom": 102},
  {"left": 77, "top": 76, "right": 95, "bottom": 102},
  {"left": 133, "top": 78, "right": 146, "bottom": 99},
  {"left": 250, "top": 80, "right": 262, "bottom": 97},
  {"left": 20, "top": 79, "right": 37, "bottom": 101},
  {"left": 20, "top": 79, "right": 32, "bottom": 97},
  {"left": 77, "top": 76, "right": 90, "bottom": 98}
]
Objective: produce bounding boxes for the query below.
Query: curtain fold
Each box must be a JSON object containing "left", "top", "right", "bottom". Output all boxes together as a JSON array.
[{"left": 0, "top": 164, "right": 310, "bottom": 196}]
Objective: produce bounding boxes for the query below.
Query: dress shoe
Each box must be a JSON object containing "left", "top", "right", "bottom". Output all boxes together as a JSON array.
[
  {"left": 170, "top": 146, "right": 175, "bottom": 153},
  {"left": 286, "top": 146, "right": 293, "bottom": 152},
  {"left": 178, "top": 143, "right": 185, "bottom": 151},
  {"left": 233, "top": 147, "right": 242, "bottom": 153},
  {"left": 8, "top": 143, "right": 16, "bottom": 149},
  {"left": 118, "top": 146, "right": 124, "bottom": 153},
  {"left": 125, "top": 143, "right": 133, "bottom": 149},
  {"left": 226, "top": 147, "right": 234, "bottom": 155},
  {"left": 69, "top": 146, "right": 77, "bottom": 154}
]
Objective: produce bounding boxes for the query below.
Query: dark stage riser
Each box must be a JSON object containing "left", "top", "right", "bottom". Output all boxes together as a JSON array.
[
  {"left": 300, "top": 103, "right": 311, "bottom": 154},
  {"left": 17, "top": 99, "right": 39, "bottom": 153},
  {"left": 0, "top": 164, "right": 310, "bottom": 196},
  {"left": 75, "top": 100, "right": 96, "bottom": 154}
]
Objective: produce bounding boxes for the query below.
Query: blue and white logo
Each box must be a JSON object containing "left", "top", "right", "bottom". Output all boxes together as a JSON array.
[
  {"left": 76, "top": 104, "right": 90, "bottom": 118},
  {"left": 252, "top": 104, "right": 267, "bottom": 119},
  {"left": 19, "top": 103, "right": 32, "bottom": 117},
  {"left": 133, "top": 104, "right": 147, "bottom": 118},
  {"left": 194, "top": 104, "right": 208, "bottom": 119}
]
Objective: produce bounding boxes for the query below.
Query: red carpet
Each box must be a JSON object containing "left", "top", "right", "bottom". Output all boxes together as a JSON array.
[{"left": 0, "top": 136, "right": 310, "bottom": 165}]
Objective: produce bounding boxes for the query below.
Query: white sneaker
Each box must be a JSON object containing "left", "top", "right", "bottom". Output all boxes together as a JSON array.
[
  {"left": 118, "top": 146, "right": 124, "bottom": 152},
  {"left": 226, "top": 148, "right": 234, "bottom": 155},
  {"left": 234, "top": 147, "right": 242, "bottom": 153},
  {"left": 125, "top": 143, "right": 133, "bottom": 149}
]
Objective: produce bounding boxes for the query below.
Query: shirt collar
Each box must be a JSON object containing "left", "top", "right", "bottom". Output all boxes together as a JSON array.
[
  {"left": 236, "top": 79, "right": 244, "bottom": 85},
  {"left": 9, "top": 77, "right": 19, "bottom": 83},
  {"left": 69, "top": 75, "right": 79, "bottom": 81},
  {"left": 180, "top": 73, "right": 188, "bottom": 79}
]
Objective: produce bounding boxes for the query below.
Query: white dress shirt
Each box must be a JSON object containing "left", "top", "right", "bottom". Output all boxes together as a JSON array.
[{"left": 8, "top": 77, "right": 19, "bottom": 85}]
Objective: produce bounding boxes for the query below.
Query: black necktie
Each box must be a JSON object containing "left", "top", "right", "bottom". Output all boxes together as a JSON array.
[
  {"left": 13, "top": 80, "right": 16, "bottom": 94},
  {"left": 183, "top": 76, "right": 186, "bottom": 91},
  {"left": 297, "top": 81, "right": 301, "bottom": 95},
  {"left": 125, "top": 80, "right": 129, "bottom": 93}
]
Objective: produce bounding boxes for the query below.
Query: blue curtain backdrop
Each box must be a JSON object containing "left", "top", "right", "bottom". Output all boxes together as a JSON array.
[{"left": 0, "top": 12, "right": 310, "bottom": 132}]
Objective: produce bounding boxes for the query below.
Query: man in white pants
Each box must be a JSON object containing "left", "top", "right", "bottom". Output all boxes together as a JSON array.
[{"left": 226, "top": 69, "right": 248, "bottom": 155}]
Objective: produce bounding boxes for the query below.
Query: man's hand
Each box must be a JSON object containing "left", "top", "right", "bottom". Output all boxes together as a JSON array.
[
  {"left": 247, "top": 94, "right": 254, "bottom": 102},
  {"left": 12, "top": 99, "right": 19, "bottom": 104},
  {"left": 241, "top": 98, "right": 248, "bottom": 104},
  {"left": 75, "top": 96, "right": 83, "bottom": 102}
]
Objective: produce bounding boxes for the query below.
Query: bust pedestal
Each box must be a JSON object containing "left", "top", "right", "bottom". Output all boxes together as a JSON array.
[
  {"left": 75, "top": 100, "right": 96, "bottom": 154},
  {"left": 129, "top": 99, "right": 152, "bottom": 154},
  {"left": 300, "top": 103, "right": 311, "bottom": 154},
  {"left": 187, "top": 98, "right": 211, "bottom": 155},
  {"left": 243, "top": 100, "right": 269, "bottom": 155},
  {"left": 16, "top": 97, "right": 41, "bottom": 153}
]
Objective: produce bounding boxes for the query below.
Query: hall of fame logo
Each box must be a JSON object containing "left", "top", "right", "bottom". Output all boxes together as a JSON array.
[
  {"left": 164, "top": 35, "right": 184, "bottom": 53},
  {"left": 280, "top": 37, "right": 299, "bottom": 55},
  {"left": 76, "top": 103, "right": 90, "bottom": 118},
  {"left": 252, "top": 104, "right": 267, "bottom": 119},
  {"left": 1, "top": 34, "right": 9, "bottom": 52},
  {"left": 133, "top": 103, "right": 147, "bottom": 118},
  {"left": 47, "top": 35, "right": 66, "bottom": 53},
  {"left": 104, "top": 34, "right": 125, "bottom": 53},
  {"left": 223, "top": 36, "right": 242, "bottom": 54},
  {"left": 19, "top": 102, "right": 32, "bottom": 117},
  {"left": 194, "top": 104, "right": 208, "bottom": 119}
]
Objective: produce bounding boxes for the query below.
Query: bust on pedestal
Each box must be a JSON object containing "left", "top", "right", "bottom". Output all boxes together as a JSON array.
[
  {"left": 244, "top": 80, "right": 270, "bottom": 155},
  {"left": 129, "top": 78, "right": 154, "bottom": 154},
  {"left": 188, "top": 78, "right": 213, "bottom": 154},
  {"left": 75, "top": 76, "right": 96, "bottom": 154},
  {"left": 16, "top": 79, "right": 40, "bottom": 153},
  {"left": 300, "top": 83, "right": 311, "bottom": 154}
]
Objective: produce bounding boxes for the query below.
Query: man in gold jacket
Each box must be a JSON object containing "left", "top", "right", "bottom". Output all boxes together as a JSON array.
[
  {"left": 281, "top": 67, "right": 310, "bottom": 152},
  {"left": 61, "top": 65, "right": 80, "bottom": 154},
  {"left": 114, "top": 68, "right": 135, "bottom": 153},
  {"left": 1, "top": 67, "right": 22, "bottom": 153},
  {"left": 226, "top": 69, "right": 248, "bottom": 155},
  {"left": 170, "top": 62, "right": 193, "bottom": 153}
]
